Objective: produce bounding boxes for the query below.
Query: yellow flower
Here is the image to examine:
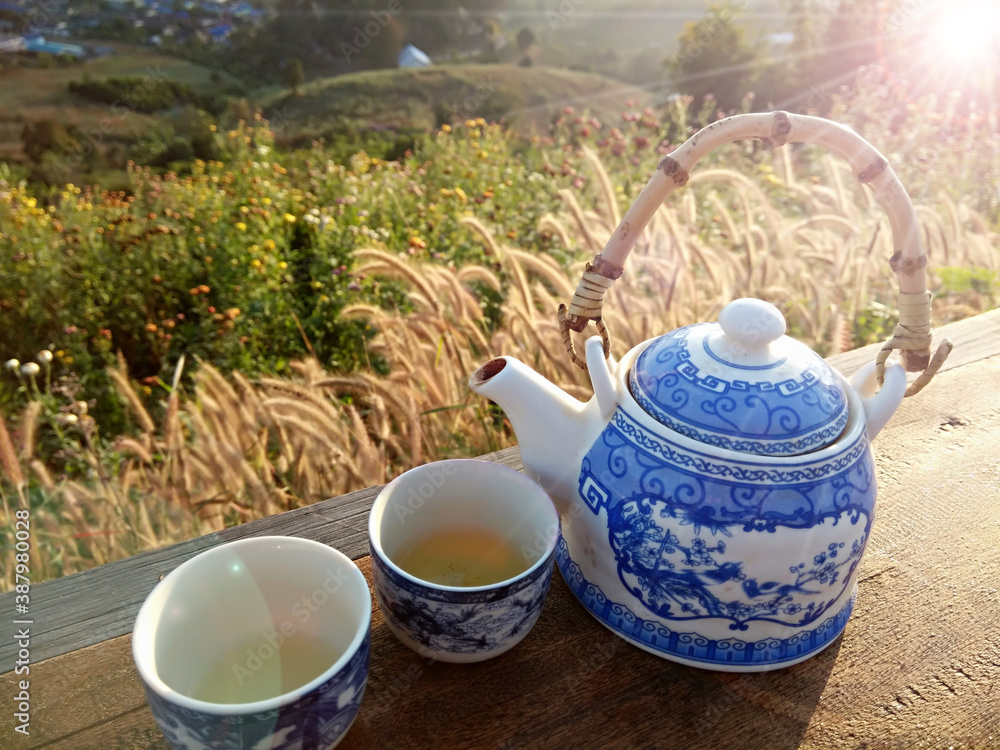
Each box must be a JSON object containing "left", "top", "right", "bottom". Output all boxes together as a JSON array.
[
  {"left": 278, "top": 261, "right": 287, "bottom": 269},
  {"left": 478, "top": 150, "right": 488, "bottom": 159},
  {"left": 263, "top": 197, "right": 272, "bottom": 205},
  {"left": 236, "top": 222, "right": 247, "bottom": 231},
  {"left": 283, "top": 213, "right": 296, "bottom": 223},
  {"left": 441, "top": 124, "right": 452, "bottom": 133},
  {"left": 311, "top": 280, "right": 323, "bottom": 289},
  {"left": 475, "top": 118, "right": 486, "bottom": 127},
  {"left": 250, "top": 259, "right": 262, "bottom": 269},
  {"left": 454, "top": 187, "right": 467, "bottom": 204},
  {"left": 465, "top": 119, "right": 476, "bottom": 128},
  {"left": 264, "top": 239, "right": 276, "bottom": 251}
]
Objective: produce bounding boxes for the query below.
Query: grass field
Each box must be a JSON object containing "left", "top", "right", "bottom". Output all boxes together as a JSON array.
[
  {"left": 259, "top": 65, "right": 655, "bottom": 142},
  {"left": 0, "top": 43, "right": 237, "bottom": 162}
]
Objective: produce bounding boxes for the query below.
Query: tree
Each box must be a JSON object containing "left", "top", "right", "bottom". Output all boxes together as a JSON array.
[
  {"left": 665, "top": 2, "right": 767, "bottom": 113},
  {"left": 284, "top": 58, "right": 304, "bottom": 97},
  {"left": 363, "top": 17, "right": 405, "bottom": 70},
  {"left": 516, "top": 26, "right": 536, "bottom": 53},
  {"left": 21, "top": 120, "right": 79, "bottom": 164},
  {"left": 818, "top": 0, "right": 881, "bottom": 85}
]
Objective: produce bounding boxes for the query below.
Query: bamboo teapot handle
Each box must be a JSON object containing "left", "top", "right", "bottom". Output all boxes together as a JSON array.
[{"left": 559, "top": 111, "right": 952, "bottom": 397}]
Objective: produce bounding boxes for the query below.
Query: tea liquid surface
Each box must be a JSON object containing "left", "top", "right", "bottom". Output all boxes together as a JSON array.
[
  {"left": 395, "top": 525, "right": 527, "bottom": 587},
  {"left": 186, "top": 633, "right": 340, "bottom": 704}
]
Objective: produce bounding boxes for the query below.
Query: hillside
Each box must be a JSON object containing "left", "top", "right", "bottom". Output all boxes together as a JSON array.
[
  {"left": 0, "top": 43, "right": 241, "bottom": 163},
  {"left": 260, "top": 65, "right": 657, "bottom": 143}
]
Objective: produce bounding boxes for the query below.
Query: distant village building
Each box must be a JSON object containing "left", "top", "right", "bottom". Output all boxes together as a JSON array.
[
  {"left": 24, "top": 35, "right": 86, "bottom": 57},
  {"left": 398, "top": 44, "right": 431, "bottom": 68},
  {"left": 207, "top": 23, "right": 232, "bottom": 42},
  {"left": 0, "top": 34, "right": 26, "bottom": 53}
]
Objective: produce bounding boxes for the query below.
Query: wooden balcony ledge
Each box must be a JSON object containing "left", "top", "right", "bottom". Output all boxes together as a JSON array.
[{"left": 2, "top": 308, "right": 999, "bottom": 749}]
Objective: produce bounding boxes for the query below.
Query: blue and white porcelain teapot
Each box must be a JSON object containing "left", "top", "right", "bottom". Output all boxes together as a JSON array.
[{"left": 469, "top": 112, "right": 952, "bottom": 672}]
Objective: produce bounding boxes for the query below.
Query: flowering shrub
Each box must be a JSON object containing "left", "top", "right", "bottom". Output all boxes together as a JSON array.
[
  {"left": 3, "top": 77, "right": 999, "bottom": 428},
  {"left": 0, "top": 118, "right": 559, "bottom": 419}
]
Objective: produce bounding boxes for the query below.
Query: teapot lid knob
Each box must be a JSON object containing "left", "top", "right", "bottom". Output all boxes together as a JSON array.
[{"left": 718, "top": 298, "right": 786, "bottom": 353}]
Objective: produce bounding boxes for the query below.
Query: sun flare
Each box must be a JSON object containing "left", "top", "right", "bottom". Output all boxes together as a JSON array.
[{"left": 929, "top": 1, "right": 1000, "bottom": 66}]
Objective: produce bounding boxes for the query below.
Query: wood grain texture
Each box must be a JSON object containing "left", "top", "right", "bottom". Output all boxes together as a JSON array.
[
  {"left": 825, "top": 306, "right": 1000, "bottom": 378},
  {"left": 2, "top": 354, "right": 998, "bottom": 749}
]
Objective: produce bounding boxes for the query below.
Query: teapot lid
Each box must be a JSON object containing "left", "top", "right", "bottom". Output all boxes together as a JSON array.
[{"left": 628, "top": 299, "right": 849, "bottom": 456}]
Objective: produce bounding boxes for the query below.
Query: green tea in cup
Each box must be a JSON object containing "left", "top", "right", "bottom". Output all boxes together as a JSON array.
[{"left": 394, "top": 524, "right": 527, "bottom": 587}]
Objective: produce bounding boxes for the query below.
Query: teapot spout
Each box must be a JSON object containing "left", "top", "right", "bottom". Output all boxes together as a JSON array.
[{"left": 469, "top": 357, "right": 588, "bottom": 501}]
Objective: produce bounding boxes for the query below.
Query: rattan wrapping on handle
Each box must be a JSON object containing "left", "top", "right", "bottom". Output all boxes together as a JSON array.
[{"left": 559, "top": 111, "right": 951, "bottom": 397}]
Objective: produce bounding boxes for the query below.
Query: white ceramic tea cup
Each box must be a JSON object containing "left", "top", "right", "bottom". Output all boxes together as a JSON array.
[
  {"left": 132, "top": 536, "right": 371, "bottom": 750},
  {"left": 368, "top": 459, "right": 559, "bottom": 663}
]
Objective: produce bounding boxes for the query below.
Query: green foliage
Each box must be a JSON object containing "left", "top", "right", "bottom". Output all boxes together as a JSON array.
[
  {"left": 666, "top": 2, "right": 767, "bottom": 113},
  {"left": 852, "top": 300, "right": 897, "bottom": 347},
  {"left": 67, "top": 76, "right": 226, "bottom": 115},
  {"left": 283, "top": 58, "right": 305, "bottom": 96},
  {"left": 130, "top": 106, "right": 221, "bottom": 170},
  {"left": 0, "top": 118, "right": 576, "bottom": 423},
  {"left": 818, "top": 0, "right": 882, "bottom": 85},
  {"left": 516, "top": 27, "right": 536, "bottom": 53},
  {"left": 936, "top": 267, "right": 999, "bottom": 295},
  {"left": 21, "top": 120, "right": 80, "bottom": 164}
]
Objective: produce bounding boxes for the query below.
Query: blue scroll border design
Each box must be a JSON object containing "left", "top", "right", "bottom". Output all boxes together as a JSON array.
[
  {"left": 632, "top": 389, "right": 850, "bottom": 455},
  {"left": 609, "top": 407, "right": 867, "bottom": 485}
]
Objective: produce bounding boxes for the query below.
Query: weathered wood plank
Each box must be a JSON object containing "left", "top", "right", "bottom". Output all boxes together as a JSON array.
[
  {"left": 826, "top": 306, "right": 1000, "bottom": 377},
  {"left": 0, "top": 308, "right": 997, "bottom": 672},
  {"left": 2, "top": 355, "right": 998, "bottom": 749}
]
